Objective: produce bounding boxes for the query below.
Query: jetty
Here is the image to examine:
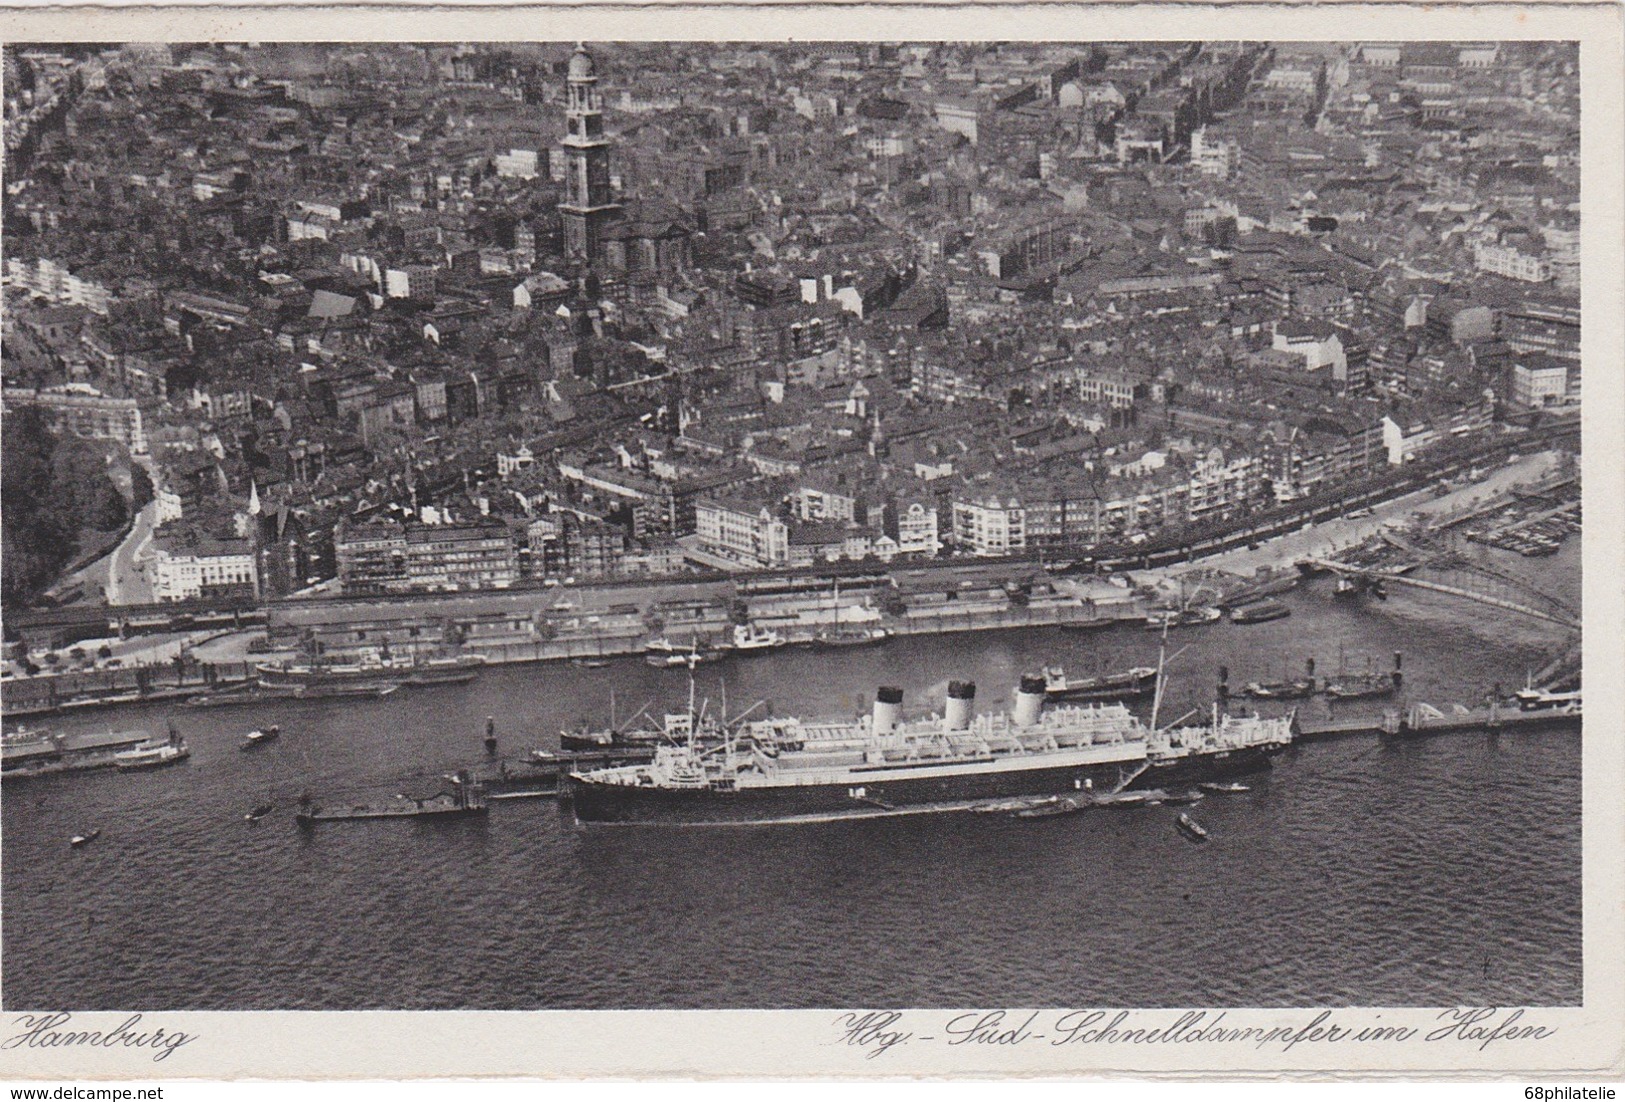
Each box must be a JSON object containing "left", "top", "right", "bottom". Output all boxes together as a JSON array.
[{"left": 1296, "top": 701, "right": 1580, "bottom": 742}]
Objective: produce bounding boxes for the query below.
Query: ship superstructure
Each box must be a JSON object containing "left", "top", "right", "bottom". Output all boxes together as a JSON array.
[{"left": 571, "top": 673, "right": 1293, "bottom": 825}]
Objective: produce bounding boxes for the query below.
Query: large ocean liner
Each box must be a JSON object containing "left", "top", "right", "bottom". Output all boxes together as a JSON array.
[{"left": 570, "top": 672, "right": 1293, "bottom": 825}]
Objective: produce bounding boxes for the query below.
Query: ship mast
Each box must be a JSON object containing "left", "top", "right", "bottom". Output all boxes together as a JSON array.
[
  {"left": 687, "top": 666, "right": 698, "bottom": 753},
  {"left": 1149, "top": 624, "right": 1169, "bottom": 731}
]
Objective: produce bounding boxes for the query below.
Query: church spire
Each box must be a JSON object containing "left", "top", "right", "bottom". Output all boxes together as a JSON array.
[{"left": 559, "top": 42, "right": 619, "bottom": 266}]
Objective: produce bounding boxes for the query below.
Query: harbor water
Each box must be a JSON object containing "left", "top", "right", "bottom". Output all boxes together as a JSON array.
[{"left": 1, "top": 545, "right": 1582, "bottom": 1009}]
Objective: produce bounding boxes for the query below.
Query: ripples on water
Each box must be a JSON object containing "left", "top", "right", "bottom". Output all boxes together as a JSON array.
[{"left": 1, "top": 555, "right": 1582, "bottom": 1009}]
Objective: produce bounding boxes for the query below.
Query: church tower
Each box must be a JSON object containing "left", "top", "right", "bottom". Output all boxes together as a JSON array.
[{"left": 558, "top": 44, "right": 620, "bottom": 266}]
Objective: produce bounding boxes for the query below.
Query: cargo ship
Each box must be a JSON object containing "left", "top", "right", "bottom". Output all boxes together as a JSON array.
[
  {"left": 570, "top": 671, "right": 1292, "bottom": 826},
  {"left": 256, "top": 653, "right": 483, "bottom": 689}
]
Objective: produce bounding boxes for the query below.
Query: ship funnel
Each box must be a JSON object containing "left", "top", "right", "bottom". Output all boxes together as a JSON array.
[
  {"left": 945, "top": 680, "right": 976, "bottom": 731},
  {"left": 872, "top": 686, "right": 903, "bottom": 733},
  {"left": 1014, "top": 674, "right": 1046, "bottom": 727}
]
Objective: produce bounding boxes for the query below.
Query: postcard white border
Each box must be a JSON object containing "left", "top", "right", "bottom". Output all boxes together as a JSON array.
[{"left": 0, "top": 1, "right": 1620, "bottom": 1080}]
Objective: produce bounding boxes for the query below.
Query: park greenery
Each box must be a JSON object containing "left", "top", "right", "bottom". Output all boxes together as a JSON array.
[{"left": 2, "top": 408, "right": 131, "bottom": 608}]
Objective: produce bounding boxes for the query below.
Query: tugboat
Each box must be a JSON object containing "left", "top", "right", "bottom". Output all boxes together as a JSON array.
[
  {"left": 112, "top": 729, "right": 190, "bottom": 771},
  {"left": 239, "top": 724, "right": 281, "bottom": 750}
]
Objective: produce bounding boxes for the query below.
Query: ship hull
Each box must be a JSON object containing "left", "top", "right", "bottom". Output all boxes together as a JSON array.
[
  {"left": 571, "top": 757, "right": 1143, "bottom": 824},
  {"left": 1135, "top": 744, "right": 1279, "bottom": 789},
  {"left": 571, "top": 742, "right": 1277, "bottom": 826}
]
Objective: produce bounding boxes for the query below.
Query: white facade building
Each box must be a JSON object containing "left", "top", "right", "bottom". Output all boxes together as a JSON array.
[{"left": 695, "top": 500, "right": 790, "bottom": 567}]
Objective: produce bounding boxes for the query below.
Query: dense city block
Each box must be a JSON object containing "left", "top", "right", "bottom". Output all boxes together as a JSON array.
[{"left": 2, "top": 41, "right": 1580, "bottom": 618}]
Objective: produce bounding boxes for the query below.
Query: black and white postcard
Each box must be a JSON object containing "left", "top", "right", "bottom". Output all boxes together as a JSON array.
[{"left": 0, "top": 1, "right": 1619, "bottom": 1082}]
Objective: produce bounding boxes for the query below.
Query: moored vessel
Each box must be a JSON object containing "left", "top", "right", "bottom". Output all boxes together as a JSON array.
[
  {"left": 113, "top": 731, "right": 191, "bottom": 771},
  {"left": 1230, "top": 599, "right": 1291, "bottom": 625},
  {"left": 2, "top": 726, "right": 153, "bottom": 779},
  {"left": 1040, "top": 665, "right": 1157, "bottom": 702},
  {"left": 811, "top": 626, "right": 891, "bottom": 648},
  {"left": 571, "top": 664, "right": 1292, "bottom": 826},
  {"left": 727, "top": 624, "right": 787, "bottom": 654},
  {"left": 1145, "top": 606, "right": 1221, "bottom": 631},
  {"left": 296, "top": 771, "right": 487, "bottom": 823}
]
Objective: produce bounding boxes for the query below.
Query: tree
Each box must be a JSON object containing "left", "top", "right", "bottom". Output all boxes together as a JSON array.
[{"left": 131, "top": 464, "right": 156, "bottom": 511}]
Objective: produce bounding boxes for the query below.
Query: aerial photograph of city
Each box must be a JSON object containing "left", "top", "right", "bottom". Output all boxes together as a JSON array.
[{"left": 0, "top": 39, "right": 1583, "bottom": 1013}]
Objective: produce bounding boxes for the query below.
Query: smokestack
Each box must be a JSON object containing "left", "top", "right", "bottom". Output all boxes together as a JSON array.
[
  {"left": 945, "top": 680, "right": 976, "bottom": 731},
  {"left": 872, "top": 686, "right": 903, "bottom": 733},
  {"left": 1394, "top": 651, "right": 1405, "bottom": 689},
  {"left": 1014, "top": 674, "right": 1046, "bottom": 727},
  {"left": 1217, "top": 664, "right": 1230, "bottom": 704},
  {"left": 1305, "top": 657, "right": 1316, "bottom": 679}
]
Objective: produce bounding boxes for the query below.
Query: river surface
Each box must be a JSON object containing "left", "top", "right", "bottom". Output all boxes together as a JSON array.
[{"left": 1, "top": 544, "right": 1582, "bottom": 1009}]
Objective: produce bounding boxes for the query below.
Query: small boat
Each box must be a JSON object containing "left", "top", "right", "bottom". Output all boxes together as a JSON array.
[
  {"left": 972, "top": 795, "right": 1058, "bottom": 814},
  {"left": 1323, "top": 679, "right": 1397, "bottom": 701},
  {"left": 1198, "top": 781, "right": 1250, "bottom": 794},
  {"left": 1175, "top": 812, "right": 1210, "bottom": 842},
  {"left": 1012, "top": 796, "right": 1089, "bottom": 819},
  {"left": 113, "top": 737, "right": 190, "bottom": 771},
  {"left": 1514, "top": 685, "right": 1583, "bottom": 711},
  {"left": 1144, "top": 606, "right": 1221, "bottom": 631},
  {"left": 1242, "top": 679, "right": 1316, "bottom": 700},
  {"left": 560, "top": 726, "right": 616, "bottom": 751},
  {"left": 571, "top": 658, "right": 610, "bottom": 670},
  {"left": 1092, "top": 790, "right": 1152, "bottom": 808},
  {"left": 1219, "top": 575, "right": 1299, "bottom": 607},
  {"left": 812, "top": 626, "right": 891, "bottom": 648},
  {"left": 728, "top": 624, "right": 786, "bottom": 654},
  {"left": 69, "top": 828, "right": 101, "bottom": 848},
  {"left": 1161, "top": 789, "right": 1206, "bottom": 805},
  {"left": 245, "top": 804, "right": 274, "bottom": 822},
  {"left": 1230, "top": 599, "right": 1291, "bottom": 625},
  {"left": 239, "top": 724, "right": 281, "bottom": 750},
  {"left": 644, "top": 639, "right": 714, "bottom": 668}
]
